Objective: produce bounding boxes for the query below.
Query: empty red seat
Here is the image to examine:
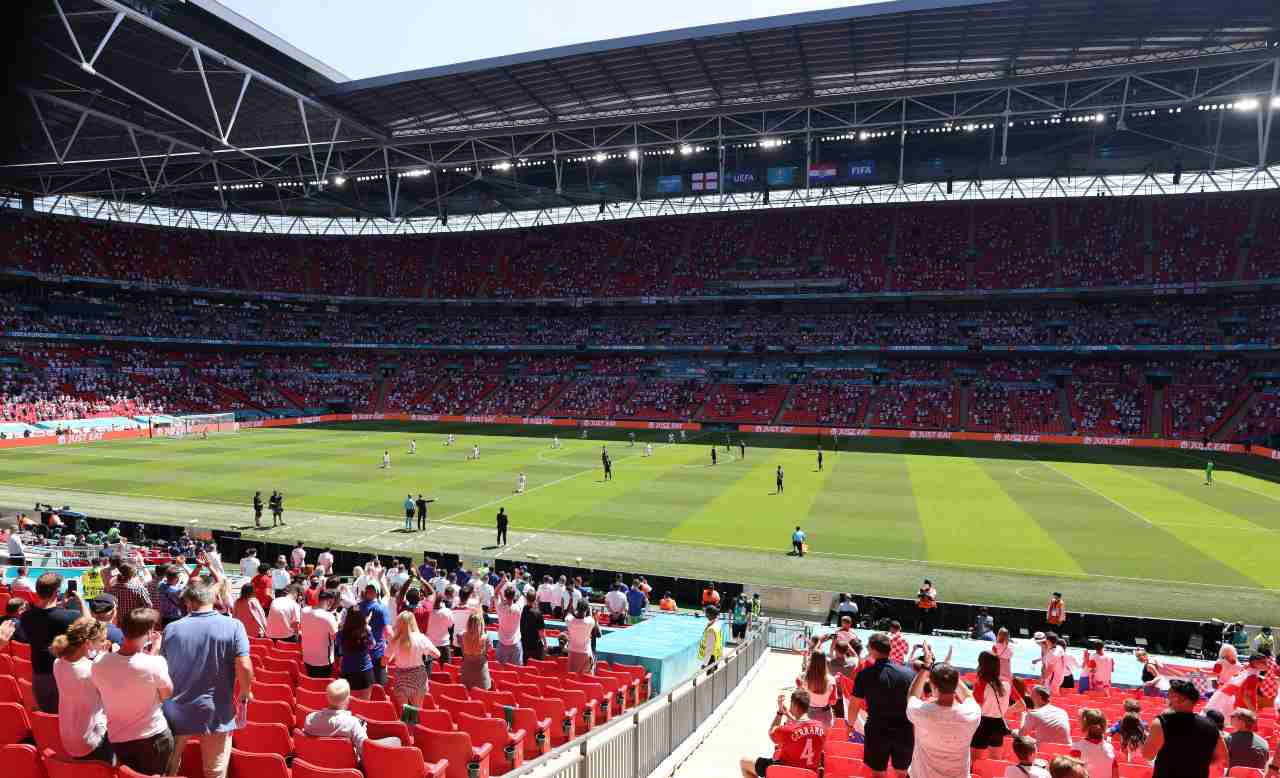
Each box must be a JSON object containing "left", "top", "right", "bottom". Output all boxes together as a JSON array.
[
  {"left": 118, "top": 766, "right": 166, "bottom": 778},
  {"left": 251, "top": 682, "right": 295, "bottom": 707},
  {"left": 973, "top": 759, "right": 1009, "bottom": 778},
  {"left": 413, "top": 710, "right": 457, "bottom": 732},
  {"left": 252, "top": 668, "right": 293, "bottom": 686},
  {"left": 17, "top": 679, "right": 37, "bottom": 713},
  {"left": 767, "top": 767, "right": 818, "bottom": 778},
  {"left": 432, "top": 682, "right": 469, "bottom": 700},
  {"left": 29, "top": 712, "right": 68, "bottom": 758},
  {"left": 516, "top": 693, "right": 575, "bottom": 747},
  {"left": 549, "top": 686, "right": 595, "bottom": 731},
  {"left": 825, "top": 755, "right": 870, "bottom": 778},
  {"left": 228, "top": 748, "right": 289, "bottom": 778},
  {"left": 175, "top": 737, "right": 204, "bottom": 778},
  {"left": 348, "top": 697, "right": 396, "bottom": 721},
  {"left": 0, "top": 677, "right": 22, "bottom": 706},
  {"left": 9, "top": 642, "right": 32, "bottom": 660},
  {"left": 439, "top": 694, "right": 488, "bottom": 720},
  {"left": 413, "top": 728, "right": 490, "bottom": 778},
  {"left": 363, "top": 719, "right": 412, "bottom": 745},
  {"left": 2, "top": 743, "right": 46, "bottom": 778},
  {"left": 232, "top": 721, "right": 293, "bottom": 757},
  {"left": 0, "top": 701, "right": 32, "bottom": 745},
  {"left": 292, "top": 733, "right": 358, "bottom": 770},
  {"left": 457, "top": 713, "right": 526, "bottom": 776},
  {"left": 41, "top": 753, "right": 113, "bottom": 778},
  {"left": 296, "top": 688, "right": 329, "bottom": 710},
  {"left": 297, "top": 675, "right": 334, "bottom": 693},
  {"left": 291, "top": 759, "right": 361, "bottom": 778},
  {"left": 563, "top": 678, "right": 611, "bottom": 722},
  {"left": 246, "top": 700, "right": 293, "bottom": 727},
  {"left": 364, "top": 738, "right": 448, "bottom": 778}
]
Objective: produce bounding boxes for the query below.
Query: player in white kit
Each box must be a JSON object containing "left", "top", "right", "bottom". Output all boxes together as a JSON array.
[
  {"left": 446, "top": 434, "right": 455, "bottom": 446},
  {"left": 408, "top": 439, "right": 416, "bottom": 454},
  {"left": 551, "top": 436, "right": 561, "bottom": 449},
  {"left": 381, "top": 450, "right": 391, "bottom": 469},
  {"left": 644, "top": 443, "right": 653, "bottom": 457},
  {"left": 471, "top": 444, "right": 480, "bottom": 460},
  {"left": 516, "top": 472, "right": 527, "bottom": 493}
]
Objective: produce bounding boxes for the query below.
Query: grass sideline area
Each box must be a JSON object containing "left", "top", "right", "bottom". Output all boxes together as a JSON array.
[{"left": 2, "top": 421, "right": 1278, "bottom": 623}]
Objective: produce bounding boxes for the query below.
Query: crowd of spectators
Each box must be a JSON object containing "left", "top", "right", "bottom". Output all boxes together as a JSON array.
[{"left": 6, "top": 191, "right": 1278, "bottom": 300}]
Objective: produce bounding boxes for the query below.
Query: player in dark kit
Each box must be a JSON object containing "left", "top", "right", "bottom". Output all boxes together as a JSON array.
[
  {"left": 739, "top": 440, "right": 745, "bottom": 460},
  {"left": 496, "top": 507, "right": 509, "bottom": 545},
  {"left": 817, "top": 447, "right": 823, "bottom": 471},
  {"left": 270, "top": 490, "right": 285, "bottom": 526},
  {"left": 602, "top": 446, "right": 613, "bottom": 481},
  {"left": 776, "top": 466, "right": 784, "bottom": 494},
  {"left": 253, "top": 491, "right": 263, "bottom": 528},
  {"left": 415, "top": 494, "right": 434, "bottom": 531},
  {"left": 711, "top": 447, "right": 718, "bottom": 466}
]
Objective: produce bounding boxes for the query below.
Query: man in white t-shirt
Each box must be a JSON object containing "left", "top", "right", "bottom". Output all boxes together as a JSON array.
[
  {"left": 536, "top": 576, "right": 556, "bottom": 615},
  {"left": 270, "top": 556, "right": 291, "bottom": 594},
  {"left": 550, "top": 576, "right": 567, "bottom": 619},
  {"left": 91, "top": 607, "right": 174, "bottom": 776},
  {"left": 1018, "top": 686, "right": 1072, "bottom": 745},
  {"left": 494, "top": 587, "right": 524, "bottom": 666},
  {"left": 1085, "top": 640, "right": 1115, "bottom": 694},
  {"left": 604, "top": 584, "right": 628, "bottom": 625},
  {"left": 266, "top": 586, "right": 303, "bottom": 641},
  {"left": 300, "top": 591, "right": 340, "bottom": 677},
  {"left": 290, "top": 542, "right": 306, "bottom": 571},
  {"left": 239, "top": 549, "right": 259, "bottom": 580},
  {"left": 905, "top": 652, "right": 981, "bottom": 778},
  {"left": 476, "top": 577, "right": 495, "bottom": 610}
]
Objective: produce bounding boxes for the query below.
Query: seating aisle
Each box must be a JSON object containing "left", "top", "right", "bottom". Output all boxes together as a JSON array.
[{"left": 665, "top": 649, "right": 795, "bottom": 778}]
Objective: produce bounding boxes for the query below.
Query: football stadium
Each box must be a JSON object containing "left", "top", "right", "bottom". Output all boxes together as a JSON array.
[{"left": 1, "top": 2, "right": 1279, "bottom": 778}]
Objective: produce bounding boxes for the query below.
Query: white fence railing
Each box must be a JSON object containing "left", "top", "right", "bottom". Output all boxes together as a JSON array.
[{"left": 505, "top": 621, "right": 769, "bottom": 778}]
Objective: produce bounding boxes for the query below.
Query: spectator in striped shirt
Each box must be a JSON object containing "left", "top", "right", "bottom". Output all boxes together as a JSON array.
[{"left": 889, "top": 621, "right": 911, "bottom": 665}]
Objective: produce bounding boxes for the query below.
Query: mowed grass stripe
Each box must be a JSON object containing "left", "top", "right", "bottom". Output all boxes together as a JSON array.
[
  {"left": 1050, "top": 462, "right": 1280, "bottom": 588},
  {"left": 1124, "top": 461, "right": 1280, "bottom": 532},
  {"left": 806, "top": 442, "right": 926, "bottom": 559},
  {"left": 972, "top": 450, "right": 1258, "bottom": 586},
  {"left": 666, "top": 448, "right": 825, "bottom": 549},
  {"left": 906, "top": 453, "right": 1084, "bottom": 575}
]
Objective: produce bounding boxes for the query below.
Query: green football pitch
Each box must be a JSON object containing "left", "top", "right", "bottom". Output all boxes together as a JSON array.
[{"left": 2, "top": 422, "right": 1278, "bottom": 623}]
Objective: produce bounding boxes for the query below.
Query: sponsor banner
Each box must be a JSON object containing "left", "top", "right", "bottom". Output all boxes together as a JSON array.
[
  {"left": 410, "top": 414, "right": 442, "bottom": 422},
  {"left": 848, "top": 160, "right": 876, "bottom": 178},
  {"left": 725, "top": 170, "right": 757, "bottom": 190},
  {"left": 1176, "top": 440, "right": 1234, "bottom": 452},
  {"left": 909, "top": 430, "right": 954, "bottom": 440},
  {"left": 58, "top": 429, "right": 107, "bottom": 445},
  {"left": 808, "top": 163, "right": 838, "bottom": 181},
  {"left": 656, "top": 175, "right": 682, "bottom": 194},
  {"left": 767, "top": 166, "right": 798, "bottom": 186},
  {"left": 691, "top": 171, "right": 718, "bottom": 192}
]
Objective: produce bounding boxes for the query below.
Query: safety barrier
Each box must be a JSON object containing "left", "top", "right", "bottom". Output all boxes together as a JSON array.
[{"left": 504, "top": 622, "right": 769, "bottom": 778}]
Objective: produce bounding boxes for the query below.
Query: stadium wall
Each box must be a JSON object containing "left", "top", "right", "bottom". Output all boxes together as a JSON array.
[{"left": 5, "top": 412, "right": 1276, "bottom": 462}]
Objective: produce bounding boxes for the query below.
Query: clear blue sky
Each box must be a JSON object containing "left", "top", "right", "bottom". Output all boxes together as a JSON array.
[{"left": 218, "top": 0, "right": 876, "bottom": 81}]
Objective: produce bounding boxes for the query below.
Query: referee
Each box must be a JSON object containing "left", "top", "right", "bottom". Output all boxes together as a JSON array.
[{"left": 776, "top": 465, "right": 784, "bottom": 494}]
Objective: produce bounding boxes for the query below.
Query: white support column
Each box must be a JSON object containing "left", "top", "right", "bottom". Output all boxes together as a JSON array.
[
  {"left": 897, "top": 101, "right": 907, "bottom": 187},
  {"left": 298, "top": 98, "right": 322, "bottom": 188},
  {"left": 192, "top": 48, "right": 226, "bottom": 141},
  {"left": 223, "top": 73, "right": 253, "bottom": 145},
  {"left": 86, "top": 11, "right": 125, "bottom": 70},
  {"left": 1000, "top": 89, "right": 1011, "bottom": 166}
]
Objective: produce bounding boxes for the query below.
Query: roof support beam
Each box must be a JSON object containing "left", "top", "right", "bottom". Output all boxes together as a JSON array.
[
  {"left": 687, "top": 39, "right": 723, "bottom": 102},
  {"left": 791, "top": 28, "right": 814, "bottom": 98},
  {"left": 88, "top": 0, "right": 388, "bottom": 143},
  {"left": 501, "top": 67, "right": 556, "bottom": 119}
]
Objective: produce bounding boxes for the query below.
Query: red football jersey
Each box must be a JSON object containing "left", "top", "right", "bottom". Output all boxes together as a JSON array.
[{"left": 771, "top": 719, "right": 827, "bottom": 770}]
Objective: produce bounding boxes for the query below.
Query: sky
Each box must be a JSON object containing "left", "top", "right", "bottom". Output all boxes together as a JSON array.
[{"left": 217, "top": 0, "right": 879, "bottom": 81}]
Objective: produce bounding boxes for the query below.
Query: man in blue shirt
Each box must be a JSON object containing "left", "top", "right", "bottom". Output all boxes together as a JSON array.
[
  {"left": 417, "top": 554, "right": 435, "bottom": 581},
  {"left": 791, "top": 526, "right": 806, "bottom": 557},
  {"left": 161, "top": 581, "right": 254, "bottom": 778},
  {"left": 626, "top": 581, "right": 648, "bottom": 624},
  {"left": 357, "top": 584, "right": 392, "bottom": 686}
]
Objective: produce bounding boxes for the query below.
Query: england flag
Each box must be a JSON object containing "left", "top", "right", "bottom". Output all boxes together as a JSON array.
[{"left": 692, "top": 171, "right": 718, "bottom": 192}]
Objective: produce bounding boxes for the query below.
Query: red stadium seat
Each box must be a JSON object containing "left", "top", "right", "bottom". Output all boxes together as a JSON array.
[
  {"left": 766, "top": 768, "right": 818, "bottom": 778},
  {"left": 414, "top": 710, "right": 457, "bottom": 732},
  {"left": 348, "top": 697, "right": 396, "bottom": 721},
  {"left": 516, "top": 694, "right": 575, "bottom": 747},
  {"left": 973, "top": 759, "right": 1010, "bottom": 778},
  {"left": 292, "top": 733, "right": 358, "bottom": 770},
  {"left": 439, "top": 694, "right": 487, "bottom": 721},
  {"left": 29, "top": 712, "right": 68, "bottom": 758},
  {"left": 228, "top": 749, "right": 289, "bottom": 778},
  {"left": 9, "top": 642, "right": 32, "bottom": 660},
  {"left": 41, "top": 753, "right": 114, "bottom": 778},
  {"left": 364, "top": 738, "right": 448, "bottom": 778},
  {"left": 117, "top": 766, "right": 166, "bottom": 778},
  {"left": 175, "top": 738, "right": 204, "bottom": 778},
  {"left": 252, "top": 668, "right": 293, "bottom": 686},
  {"left": 246, "top": 700, "right": 293, "bottom": 727},
  {"left": 412, "top": 728, "right": 490, "bottom": 778},
  {"left": 251, "top": 682, "right": 295, "bottom": 707},
  {"left": 17, "top": 679, "right": 38, "bottom": 713},
  {"left": 297, "top": 676, "right": 334, "bottom": 693},
  {"left": 363, "top": 719, "right": 412, "bottom": 745},
  {"left": 296, "top": 688, "right": 330, "bottom": 710},
  {"left": 290, "top": 760, "right": 362, "bottom": 778},
  {"left": 0, "top": 701, "right": 32, "bottom": 745},
  {"left": 825, "top": 756, "right": 870, "bottom": 778},
  {"left": 3, "top": 743, "right": 47, "bottom": 778},
  {"left": 232, "top": 721, "right": 293, "bottom": 757},
  {"left": 457, "top": 713, "right": 526, "bottom": 775}
]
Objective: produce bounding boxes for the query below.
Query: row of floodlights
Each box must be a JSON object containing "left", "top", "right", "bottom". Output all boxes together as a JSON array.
[{"left": 215, "top": 99, "right": 1280, "bottom": 192}]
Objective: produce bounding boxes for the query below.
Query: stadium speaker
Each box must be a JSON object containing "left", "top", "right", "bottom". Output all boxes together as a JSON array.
[
  {"left": 763, "top": 188, "right": 770, "bottom": 204},
  {"left": 599, "top": 201, "right": 606, "bottom": 214},
  {"left": 945, "top": 171, "right": 953, "bottom": 194},
  {"left": 440, "top": 207, "right": 448, "bottom": 226},
  {"left": 21, "top": 193, "right": 34, "bottom": 214},
  {"left": 1172, "top": 162, "right": 1182, "bottom": 185}
]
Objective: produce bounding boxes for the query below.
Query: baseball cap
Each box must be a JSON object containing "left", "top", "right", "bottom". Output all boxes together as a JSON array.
[{"left": 88, "top": 593, "right": 117, "bottom": 614}]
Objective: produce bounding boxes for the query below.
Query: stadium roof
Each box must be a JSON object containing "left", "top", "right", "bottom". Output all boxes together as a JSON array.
[
  {"left": 322, "top": 0, "right": 1280, "bottom": 137},
  {"left": 2, "top": 0, "right": 1277, "bottom": 221}
]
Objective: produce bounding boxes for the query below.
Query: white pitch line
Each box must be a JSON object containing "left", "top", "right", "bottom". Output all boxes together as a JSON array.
[
  {"left": 1022, "top": 457, "right": 1155, "bottom": 527},
  {"left": 495, "top": 533, "right": 539, "bottom": 558}
]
